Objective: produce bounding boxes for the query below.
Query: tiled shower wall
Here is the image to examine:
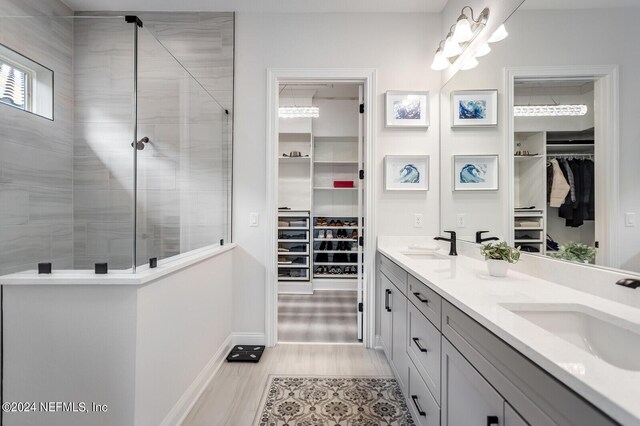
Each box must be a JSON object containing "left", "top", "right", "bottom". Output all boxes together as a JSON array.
[
  {"left": 0, "top": 1, "right": 74, "bottom": 275},
  {"left": 73, "top": 13, "right": 234, "bottom": 269}
]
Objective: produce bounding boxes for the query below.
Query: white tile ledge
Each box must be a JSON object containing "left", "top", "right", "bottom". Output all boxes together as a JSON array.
[{"left": 0, "top": 243, "right": 236, "bottom": 286}]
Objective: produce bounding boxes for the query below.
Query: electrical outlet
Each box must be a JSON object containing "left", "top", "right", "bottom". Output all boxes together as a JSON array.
[
  {"left": 456, "top": 214, "right": 466, "bottom": 228},
  {"left": 414, "top": 213, "right": 424, "bottom": 228},
  {"left": 249, "top": 212, "right": 259, "bottom": 227},
  {"left": 625, "top": 212, "right": 636, "bottom": 227}
]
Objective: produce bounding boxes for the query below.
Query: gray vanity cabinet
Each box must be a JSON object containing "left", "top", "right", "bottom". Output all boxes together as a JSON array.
[
  {"left": 380, "top": 272, "right": 393, "bottom": 357},
  {"left": 505, "top": 403, "right": 529, "bottom": 426},
  {"left": 379, "top": 256, "right": 410, "bottom": 394},
  {"left": 442, "top": 338, "right": 504, "bottom": 426},
  {"left": 377, "top": 252, "right": 617, "bottom": 426}
]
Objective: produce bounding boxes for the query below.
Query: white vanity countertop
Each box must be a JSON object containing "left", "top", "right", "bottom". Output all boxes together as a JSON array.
[
  {"left": 378, "top": 241, "right": 640, "bottom": 426},
  {"left": 0, "top": 243, "right": 236, "bottom": 286}
]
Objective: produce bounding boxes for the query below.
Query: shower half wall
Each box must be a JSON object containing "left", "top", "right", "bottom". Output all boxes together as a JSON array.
[{"left": 0, "top": 11, "right": 234, "bottom": 275}]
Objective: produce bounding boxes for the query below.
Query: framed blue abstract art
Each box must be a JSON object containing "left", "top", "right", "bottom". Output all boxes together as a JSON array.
[
  {"left": 385, "top": 91, "right": 430, "bottom": 128},
  {"left": 384, "top": 155, "right": 429, "bottom": 191},
  {"left": 451, "top": 89, "right": 498, "bottom": 127},
  {"left": 453, "top": 155, "right": 499, "bottom": 191}
]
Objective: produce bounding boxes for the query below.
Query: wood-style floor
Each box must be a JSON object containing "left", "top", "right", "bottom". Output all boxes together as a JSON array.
[
  {"left": 183, "top": 344, "right": 392, "bottom": 426},
  {"left": 278, "top": 290, "right": 358, "bottom": 343}
]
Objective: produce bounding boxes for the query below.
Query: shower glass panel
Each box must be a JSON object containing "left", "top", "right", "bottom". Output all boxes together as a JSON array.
[
  {"left": 0, "top": 16, "right": 135, "bottom": 275},
  {"left": 0, "top": 15, "right": 232, "bottom": 276},
  {"left": 135, "top": 27, "right": 231, "bottom": 268}
]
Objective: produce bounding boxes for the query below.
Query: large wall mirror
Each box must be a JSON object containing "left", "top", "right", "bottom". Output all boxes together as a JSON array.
[{"left": 440, "top": 1, "right": 640, "bottom": 273}]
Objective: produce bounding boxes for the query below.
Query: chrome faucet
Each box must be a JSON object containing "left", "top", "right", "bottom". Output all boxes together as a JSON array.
[
  {"left": 434, "top": 231, "right": 457, "bottom": 256},
  {"left": 476, "top": 231, "right": 499, "bottom": 244},
  {"left": 616, "top": 278, "right": 640, "bottom": 289}
]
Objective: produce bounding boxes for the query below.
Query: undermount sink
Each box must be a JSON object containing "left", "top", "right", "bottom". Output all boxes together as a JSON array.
[
  {"left": 400, "top": 251, "right": 448, "bottom": 260},
  {"left": 503, "top": 303, "right": 640, "bottom": 371}
]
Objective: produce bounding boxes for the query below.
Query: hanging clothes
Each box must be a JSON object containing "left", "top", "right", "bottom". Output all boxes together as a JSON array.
[
  {"left": 548, "top": 159, "right": 570, "bottom": 208},
  {"left": 557, "top": 158, "right": 595, "bottom": 227}
]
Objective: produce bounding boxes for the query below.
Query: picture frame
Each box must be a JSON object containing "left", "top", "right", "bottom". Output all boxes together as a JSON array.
[
  {"left": 453, "top": 155, "right": 499, "bottom": 191},
  {"left": 384, "top": 155, "right": 429, "bottom": 191},
  {"left": 451, "top": 89, "right": 498, "bottom": 127},
  {"left": 385, "top": 91, "right": 430, "bottom": 128}
]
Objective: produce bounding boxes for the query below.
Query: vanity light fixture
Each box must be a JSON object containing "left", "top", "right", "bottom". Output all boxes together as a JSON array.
[
  {"left": 488, "top": 24, "right": 509, "bottom": 43},
  {"left": 460, "top": 56, "right": 479, "bottom": 71},
  {"left": 443, "top": 30, "right": 463, "bottom": 58},
  {"left": 514, "top": 104, "right": 588, "bottom": 117},
  {"left": 430, "top": 6, "right": 492, "bottom": 71},
  {"left": 474, "top": 42, "right": 491, "bottom": 58},
  {"left": 431, "top": 42, "right": 451, "bottom": 71},
  {"left": 278, "top": 106, "right": 319, "bottom": 119}
]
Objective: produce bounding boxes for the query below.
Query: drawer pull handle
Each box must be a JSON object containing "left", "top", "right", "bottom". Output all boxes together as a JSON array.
[
  {"left": 487, "top": 415, "right": 499, "bottom": 426},
  {"left": 385, "top": 289, "right": 392, "bottom": 312},
  {"left": 412, "top": 337, "right": 427, "bottom": 353},
  {"left": 411, "top": 395, "right": 426, "bottom": 416},
  {"left": 413, "top": 292, "right": 429, "bottom": 304}
]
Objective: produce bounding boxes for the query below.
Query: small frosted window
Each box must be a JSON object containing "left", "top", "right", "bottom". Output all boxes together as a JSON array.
[{"left": 0, "top": 60, "right": 30, "bottom": 110}]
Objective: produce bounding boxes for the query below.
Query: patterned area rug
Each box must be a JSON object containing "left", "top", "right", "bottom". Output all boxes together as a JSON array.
[{"left": 256, "top": 376, "right": 414, "bottom": 425}]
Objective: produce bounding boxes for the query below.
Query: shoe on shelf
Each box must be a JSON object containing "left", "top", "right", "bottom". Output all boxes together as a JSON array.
[
  {"left": 328, "top": 220, "right": 336, "bottom": 227},
  {"left": 317, "top": 230, "right": 325, "bottom": 239},
  {"left": 352, "top": 230, "right": 358, "bottom": 239},
  {"left": 319, "top": 241, "right": 327, "bottom": 251},
  {"left": 326, "top": 230, "right": 334, "bottom": 239},
  {"left": 336, "top": 220, "right": 343, "bottom": 227},
  {"left": 336, "top": 242, "right": 343, "bottom": 251},
  {"left": 326, "top": 241, "right": 333, "bottom": 251}
]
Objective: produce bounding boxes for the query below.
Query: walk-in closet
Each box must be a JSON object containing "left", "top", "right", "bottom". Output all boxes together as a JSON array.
[
  {"left": 276, "top": 83, "right": 365, "bottom": 343},
  {"left": 513, "top": 79, "right": 597, "bottom": 261}
]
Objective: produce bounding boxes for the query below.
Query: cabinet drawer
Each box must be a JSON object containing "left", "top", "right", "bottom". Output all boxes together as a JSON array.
[
  {"left": 380, "top": 255, "right": 408, "bottom": 295},
  {"left": 408, "top": 274, "right": 441, "bottom": 330},
  {"left": 407, "top": 303, "right": 441, "bottom": 404},
  {"left": 408, "top": 361, "right": 441, "bottom": 426}
]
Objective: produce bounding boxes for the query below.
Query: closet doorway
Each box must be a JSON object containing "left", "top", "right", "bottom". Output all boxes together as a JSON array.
[
  {"left": 266, "top": 70, "right": 376, "bottom": 347},
  {"left": 506, "top": 66, "right": 619, "bottom": 268}
]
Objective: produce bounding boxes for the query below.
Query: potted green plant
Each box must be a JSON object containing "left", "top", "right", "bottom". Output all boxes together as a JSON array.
[
  {"left": 480, "top": 241, "right": 521, "bottom": 277},
  {"left": 550, "top": 242, "right": 596, "bottom": 264}
]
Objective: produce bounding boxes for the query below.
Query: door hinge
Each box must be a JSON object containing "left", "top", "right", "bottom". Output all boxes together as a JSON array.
[
  {"left": 358, "top": 302, "right": 363, "bottom": 312},
  {"left": 359, "top": 170, "right": 364, "bottom": 180},
  {"left": 359, "top": 103, "right": 365, "bottom": 114},
  {"left": 359, "top": 236, "right": 364, "bottom": 247}
]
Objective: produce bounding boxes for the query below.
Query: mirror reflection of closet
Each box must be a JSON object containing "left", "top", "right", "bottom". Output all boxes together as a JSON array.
[{"left": 513, "top": 79, "right": 596, "bottom": 264}]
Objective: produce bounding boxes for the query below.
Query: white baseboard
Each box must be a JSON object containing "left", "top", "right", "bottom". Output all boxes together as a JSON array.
[
  {"left": 162, "top": 334, "right": 232, "bottom": 426},
  {"left": 374, "top": 334, "right": 383, "bottom": 350},
  {"left": 312, "top": 280, "right": 357, "bottom": 291},
  {"left": 232, "top": 332, "right": 266, "bottom": 346},
  {"left": 278, "top": 282, "right": 313, "bottom": 294}
]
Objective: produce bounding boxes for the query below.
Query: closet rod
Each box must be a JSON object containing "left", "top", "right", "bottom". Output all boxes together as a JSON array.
[{"left": 548, "top": 154, "right": 594, "bottom": 160}]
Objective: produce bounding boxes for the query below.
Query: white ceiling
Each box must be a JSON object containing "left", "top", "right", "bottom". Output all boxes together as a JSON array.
[
  {"left": 62, "top": 0, "right": 449, "bottom": 13},
  {"left": 62, "top": 0, "right": 640, "bottom": 14}
]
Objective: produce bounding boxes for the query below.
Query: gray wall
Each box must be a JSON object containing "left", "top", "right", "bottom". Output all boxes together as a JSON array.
[{"left": 0, "top": 0, "right": 74, "bottom": 275}]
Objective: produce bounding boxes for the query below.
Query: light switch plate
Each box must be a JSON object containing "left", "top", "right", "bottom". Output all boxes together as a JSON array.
[
  {"left": 625, "top": 212, "right": 636, "bottom": 227},
  {"left": 249, "top": 212, "right": 259, "bottom": 227}
]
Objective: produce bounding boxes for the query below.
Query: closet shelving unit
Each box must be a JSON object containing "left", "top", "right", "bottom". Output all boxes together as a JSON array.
[
  {"left": 312, "top": 216, "right": 362, "bottom": 278},
  {"left": 277, "top": 210, "right": 311, "bottom": 281},
  {"left": 513, "top": 132, "right": 547, "bottom": 254},
  {"left": 513, "top": 128, "right": 596, "bottom": 256}
]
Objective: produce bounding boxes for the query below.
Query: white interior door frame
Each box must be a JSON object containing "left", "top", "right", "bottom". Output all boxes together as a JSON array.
[
  {"left": 505, "top": 65, "right": 620, "bottom": 267},
  {"left": 265, "top": 68, "right": 377, "bottom": 348}
]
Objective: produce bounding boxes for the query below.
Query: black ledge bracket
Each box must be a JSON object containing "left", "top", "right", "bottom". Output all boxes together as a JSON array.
[{"left": 125, "top": 15, "right": 144, "bottom": 27}]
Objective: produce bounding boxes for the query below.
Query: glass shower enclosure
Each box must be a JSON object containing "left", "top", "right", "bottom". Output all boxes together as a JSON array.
[{"left": 0, "top": 15, "right": 232, "bottom": 275}]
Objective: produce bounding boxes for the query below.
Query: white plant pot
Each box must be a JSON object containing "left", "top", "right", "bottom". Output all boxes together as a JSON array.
[{"left": 486, "top": 259, "right": 510, "bottom": 277}]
